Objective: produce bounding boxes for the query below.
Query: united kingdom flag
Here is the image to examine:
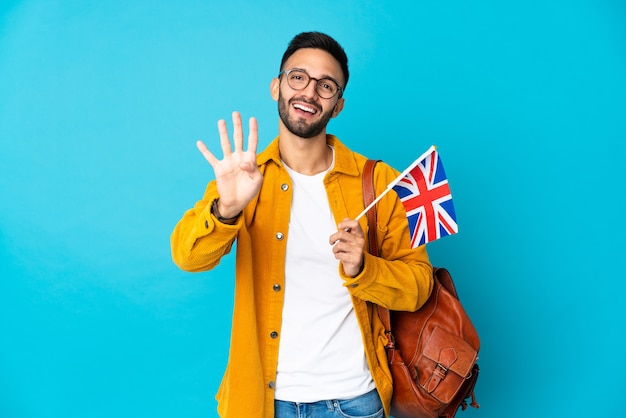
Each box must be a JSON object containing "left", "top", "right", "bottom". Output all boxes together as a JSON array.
[{"left": 392, "top": 147, "right": 458, "bottom": 247}]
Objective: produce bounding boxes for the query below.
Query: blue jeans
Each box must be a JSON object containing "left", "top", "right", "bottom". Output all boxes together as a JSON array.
[{"left": 274, "top": 389, "right": 383, "bottom": 418}]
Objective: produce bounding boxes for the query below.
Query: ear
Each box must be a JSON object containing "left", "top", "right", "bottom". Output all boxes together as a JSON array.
[
  {"left": 331, "top": 97, "right": 345, "bottom": 118},
  {"left": 270, "top": 78, "right": 280, "bottom": 101}
]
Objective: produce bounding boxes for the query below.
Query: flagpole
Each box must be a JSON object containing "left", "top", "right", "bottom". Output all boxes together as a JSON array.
[
  {"left": 394, "top": 145, "right": 436, "bottom": 183},
  {"left": 354, "top": 145, "right": 436, "bottom": 221},
  {"left": 355, "top": 191, "right": 386, "bottom": 221}
]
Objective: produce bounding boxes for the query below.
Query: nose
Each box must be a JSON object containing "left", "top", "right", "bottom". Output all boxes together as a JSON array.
[{"left": 300, "top": 78, "right": 319, "bottom": 98}]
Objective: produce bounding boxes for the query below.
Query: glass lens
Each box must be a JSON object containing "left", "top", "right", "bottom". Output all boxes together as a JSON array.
[
  {"left": 316, "top": 78, "right": 338, "bottom": 98},
  {"left": 286, "top": 70, "right": 309, "bottom": 90}
]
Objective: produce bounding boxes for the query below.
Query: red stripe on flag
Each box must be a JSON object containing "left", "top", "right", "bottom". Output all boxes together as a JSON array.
[
  {"left": 402, "top": 169, "right": 451, "bottom": 243},
  {"left": 412, "top": 212, "right": 424, "bottom": 247},
  {"left": 438, "top": 211, "right": 455, "bottom": 235}
]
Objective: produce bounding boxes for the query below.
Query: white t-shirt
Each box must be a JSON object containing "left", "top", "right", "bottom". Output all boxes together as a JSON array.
[{"left": 275, "top": 155, "right": 375, "bottom": 402}]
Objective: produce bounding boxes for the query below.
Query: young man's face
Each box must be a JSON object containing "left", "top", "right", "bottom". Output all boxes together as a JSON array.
[{"left": 272, "top": 48, "right": 345, "bottom": 138}]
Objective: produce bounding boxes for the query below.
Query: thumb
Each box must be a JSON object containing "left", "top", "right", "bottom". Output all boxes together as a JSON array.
[{"left": 239, "top": 161, "right": 257, "bottom": 172}]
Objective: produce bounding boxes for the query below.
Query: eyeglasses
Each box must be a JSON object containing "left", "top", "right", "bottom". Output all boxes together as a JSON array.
[{"left": 279, "top": 68, "right": 344, "bottom": 99}]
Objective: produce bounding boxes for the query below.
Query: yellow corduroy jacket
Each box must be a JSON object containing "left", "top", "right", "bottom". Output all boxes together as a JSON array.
[{"left": 170, "top": 135, "right": 433, "bottom": 417}]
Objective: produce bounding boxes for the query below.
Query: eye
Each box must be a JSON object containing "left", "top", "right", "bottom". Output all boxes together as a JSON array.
[
  {"left": 287, "top": 70, "right": 309, "bottom": 88},
  {"left": 318, "top": 80, "right": 336, "bottom": 93}
]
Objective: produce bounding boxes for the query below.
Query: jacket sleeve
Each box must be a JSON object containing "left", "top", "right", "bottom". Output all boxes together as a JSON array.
[
  {"left": 341, "top": 162, "right": 434, "bottom": 312},
  {"left": 170, "top": 181, "right": 242, "bottom": 272}
]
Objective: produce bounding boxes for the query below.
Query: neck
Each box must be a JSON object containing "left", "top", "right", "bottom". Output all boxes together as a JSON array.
[{"left": 278, "top": 127, "right": 332, "bottom": 175}]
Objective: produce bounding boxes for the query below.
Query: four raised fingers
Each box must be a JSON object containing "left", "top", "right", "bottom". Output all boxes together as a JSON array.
[{"left": 208, "top": 111, "right": 258, "bottom": 161}]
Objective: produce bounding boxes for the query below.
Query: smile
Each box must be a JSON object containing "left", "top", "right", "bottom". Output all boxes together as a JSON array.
[{"left": 292, "top": 102, "right": 318, "bottom": 115}]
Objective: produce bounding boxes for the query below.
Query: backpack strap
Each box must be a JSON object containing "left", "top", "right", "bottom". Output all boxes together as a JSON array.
[
  {"left": 362, "top": 159, "right": 380, "bottom": 257},
  {"left": 362, "top": 159, "right": 394, "bottom": 346}
]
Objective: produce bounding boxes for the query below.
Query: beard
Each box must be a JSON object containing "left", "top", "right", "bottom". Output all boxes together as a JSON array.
[{"left": 277, "top": 91, "right": 335, "bottom": 139}]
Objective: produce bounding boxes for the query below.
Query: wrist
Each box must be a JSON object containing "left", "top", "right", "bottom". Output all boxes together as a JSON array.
[{"left": 212, "top": 198, "right": 242, "bottom": 224}]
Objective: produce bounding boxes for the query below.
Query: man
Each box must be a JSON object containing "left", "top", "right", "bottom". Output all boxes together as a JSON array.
[{"left": 171, "top": 32, "right": 433, "bottom": 418}]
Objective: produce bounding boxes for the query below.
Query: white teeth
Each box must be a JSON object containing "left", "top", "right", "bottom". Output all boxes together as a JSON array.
[{"left": 294, "top": 103, "right": 316, "bottom": 113}]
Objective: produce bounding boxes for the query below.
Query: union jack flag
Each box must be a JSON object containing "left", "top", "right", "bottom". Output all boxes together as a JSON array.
[{"left": 392, "top": 147, "right": 458, "bottom": 247}]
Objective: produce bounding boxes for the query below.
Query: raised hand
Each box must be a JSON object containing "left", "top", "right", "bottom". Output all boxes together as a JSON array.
[{"left": 196, "top": 111, "right": 263, "bottom": 218}]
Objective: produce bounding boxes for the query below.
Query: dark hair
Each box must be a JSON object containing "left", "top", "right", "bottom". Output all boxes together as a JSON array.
[{"left": 280, "top": 31, "right": 349, "bottom": 90}]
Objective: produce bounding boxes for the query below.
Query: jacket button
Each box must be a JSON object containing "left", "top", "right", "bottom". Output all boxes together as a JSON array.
[
  {"left": 204, "top": 220, "right": 209, "bottom": 229},
  {"left": 281, "top": 183, "right": 289, "bottom": 191},
  {"left": 268, "top": 381, "right": 275, "bottom": 389},
  {"left": 270, "top": 331, "right": 278, "bottom": 339},
  {"left": 275, "top": 232, "right": 284, "bottom": 240},
  {"left": 273, "top": 284, "right": 281, "bottom": 292}
]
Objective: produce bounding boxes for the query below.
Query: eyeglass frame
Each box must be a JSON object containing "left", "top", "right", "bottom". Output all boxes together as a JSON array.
[{"left": 278, "top": 68, "right": 345, "bottom": 99}]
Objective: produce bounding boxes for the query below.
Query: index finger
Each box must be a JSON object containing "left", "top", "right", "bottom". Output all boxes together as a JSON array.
[
  {"left": 217, "top": 118, "right": 233, "bottom": 157},
  {"left": 338, "top": 218, "right": 361, "bottom": 233}
]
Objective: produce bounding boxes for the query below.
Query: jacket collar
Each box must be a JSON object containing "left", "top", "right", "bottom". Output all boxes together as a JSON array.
[{"left": 257, "top": 134, "right": 360, "bottom": 177}]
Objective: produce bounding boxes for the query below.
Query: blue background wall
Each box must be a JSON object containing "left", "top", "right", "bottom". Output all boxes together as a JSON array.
[{"left": 1, "top": 1, "right": 624, "bottom": 417}]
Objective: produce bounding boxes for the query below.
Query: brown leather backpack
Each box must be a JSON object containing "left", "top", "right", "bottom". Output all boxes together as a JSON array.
[{"left": 363, "top": 160, "right": 480, "bottom": 418}]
